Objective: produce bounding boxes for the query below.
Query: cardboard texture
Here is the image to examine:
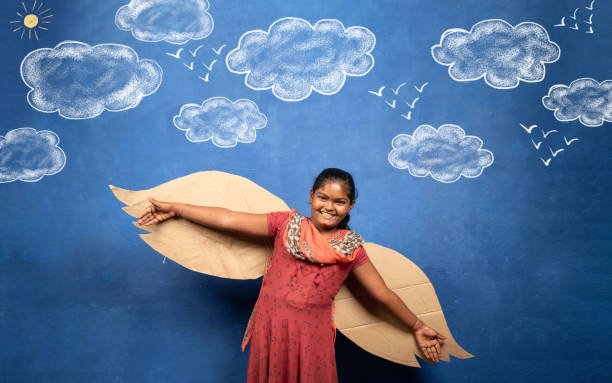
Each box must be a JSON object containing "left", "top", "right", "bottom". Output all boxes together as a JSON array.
[{"left": 110, "top": 171, "right": 473, "bottom": 367}]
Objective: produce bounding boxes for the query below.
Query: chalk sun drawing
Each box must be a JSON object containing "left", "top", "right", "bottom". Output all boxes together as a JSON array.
[
  {"left": 432, "top": 19, "right": 560, "bottom": 89},
  {"left": 542, "top": 78, "right": 612, "bottom": 127},
  {"left": 226, "top": 17, "right": 375, "bottom": 102},
  {"left": 115, "top": 0, "right": 213, "bottom": 45},
  {"left": 173, "top": 97, "right": 267, "bottom": 148},
  {"left": 21, "top": 41, "right": 163, "bottom": 120},
  {"left": 9, "top": 0, "right": 53, "bottom": 40},
  {"left": 388, "top": 124, "right": 494, "bottom": 183},
  {"left": 0, "top": 127, "right": 66, "bottom": 183}
]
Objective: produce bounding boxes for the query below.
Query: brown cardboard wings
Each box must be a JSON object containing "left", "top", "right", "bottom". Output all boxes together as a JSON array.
[{"left": 110, "top": 171, "right": 473, "bottom": 367}]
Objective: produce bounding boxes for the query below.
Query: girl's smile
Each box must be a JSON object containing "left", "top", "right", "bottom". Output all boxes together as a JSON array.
[{"left": 309, "top": 180, "right": 355, "bottom": 236}]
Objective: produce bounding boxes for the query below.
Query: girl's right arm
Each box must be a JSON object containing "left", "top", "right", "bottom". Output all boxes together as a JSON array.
[{"left": 137, "top": 197, "right": 269, "bottom": 237}]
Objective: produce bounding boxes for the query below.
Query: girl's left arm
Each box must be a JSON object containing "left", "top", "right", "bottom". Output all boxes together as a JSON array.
[{"left": 351, "top": 261, "right": 446, "bottom": 363}]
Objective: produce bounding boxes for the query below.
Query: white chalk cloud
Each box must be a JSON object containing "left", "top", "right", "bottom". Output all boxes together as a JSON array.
[
  {"left": 226, "top": 17, "right": 375, "bottom": 101},
  {"left": 115, "top": 0, "right": 214, "bottom": 44},
  {"left": 0, "top": 128, "right": 66, "bottom": 183},
  {"left": 21, "top": 41, "right": 162, "bottom": 120},
  {"left": 432, "top": 19, "right": 560, "bottom": 89},
  {"left": 173, "top": 97, "right": 267, "bottom": 148},
  {"left": 542, "top": 78, "right": 612, "bottom": 127},
  {"left": 388, "top": 124, "right": 494, "bottom": 183}
]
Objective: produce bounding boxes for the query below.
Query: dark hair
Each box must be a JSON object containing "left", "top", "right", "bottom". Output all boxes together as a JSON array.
[{"left": 311, "top": 168, "right": 358, "bottom": 230}]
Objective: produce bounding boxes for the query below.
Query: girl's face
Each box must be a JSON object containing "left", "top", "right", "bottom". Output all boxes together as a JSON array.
[{"left": 309, "top": 180, "right": 355, "bottom": 233}]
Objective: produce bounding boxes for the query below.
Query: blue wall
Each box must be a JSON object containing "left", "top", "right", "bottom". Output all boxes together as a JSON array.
[{"left": 1, "top": 0, "right": 611, "bottom": 382}]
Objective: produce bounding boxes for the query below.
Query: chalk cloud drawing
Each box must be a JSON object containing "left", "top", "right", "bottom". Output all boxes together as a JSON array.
[
  {"left": 0, "top": 127, "right": 65, "bottom": 183},
  {"left": 388, "top": 124, "right": 494, "bottom": 183},
  {"left": 115, "top": 0, "right": 213, "bottom": 44},
  {"left": 21, "top": 41, "right": 162, "bottom": 120},
  {"left": 173, "top": 97, "right": 267, "bottom": 148},
  {"left": 226, "top": 17, "right": 375, "bottom": 101},
  {"left": 432, "top": 19, "right": 560, "bottom": 89},
  {"left": 10, "top": 0, "right": 53, "bottom": 40},
  {"left": 542, "top": 78, "right": 612, "bottom": 127}
]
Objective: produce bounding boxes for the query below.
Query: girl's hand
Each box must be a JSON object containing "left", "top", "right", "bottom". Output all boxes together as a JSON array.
[
  {"left": 137, "top": 197, "right": 176, "bottom": 226},
  {"left": 413, "top": 320, "right": 446, "bottom": 363}
]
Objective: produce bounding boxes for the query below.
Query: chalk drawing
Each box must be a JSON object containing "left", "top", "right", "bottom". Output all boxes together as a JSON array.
[
  {"left": 554, "top": 2, "right": 597, "bottom": 35},
  {"left": 519, "top": 123, "right": 538, "bottom": 134},
  {"left": 166, "top": 48, "right": 183, "bottom": 59},
  {"left": 368, "top": 81, "right": 429, "bottom": 122},
  {"left": 0, "top": 127, "right": 65, "bottom": 183},
  {"left": 564, "top": 136, "right": 579, "bottom": 145},
  {"left": 226, "top": 17, "right": 375, "bottom": 102},
  {"left": 173, "top": 97, "right": 267, "bottom": 148},
  {"left": 9, "top": 0, "right": 53, "bottom": 40},
  {"left": 414, "top": 82, "right": 429, "bottom": 93},
  {"left": 21, "top": 41, "right": 162, "bottom": 120},
  {"left": 388, "top": 124, "right": 494, "bottom": 183},
  {"left": 542, "top": 78, "right": 612, "bottom": 127},
  {"left": 542, "top": 129, "right": 558, "bottom": 139},
  {"left": 211, "top": 44, "right": 226, "bottom": 55},
  {"left": 115, "top": 0, "right": 213, "bottom": 44},
  {"left": 432, "top": 19, "right": 560, "bottom": 89},
  {"left": 368, "top": 86, "right": 385, "bottom": 97}
]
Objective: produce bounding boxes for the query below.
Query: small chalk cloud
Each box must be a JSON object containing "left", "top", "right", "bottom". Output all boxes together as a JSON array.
[
  {"left": 173, "top": 97, "right": 267, "bottom": 148},
  {"left": 115, "top": 0, "right": 213, "bottom": 44},
  {"left": 21, "top": 41, "right": 162, "bottom": 120},
  {"left": 388, "top": 124, "right": 494, "bottom": 183},
  {"left": 432, "top": 19, "right": 560, "bottom": 89},
  {"left": 0, "top": 128, "right": 66, "bottom": 183},
  {"left": 542, "top": 78, "right": 612, "bottom": 127},
  {"left": 226, "top": 17, "right": 375, "bottom": 101}
]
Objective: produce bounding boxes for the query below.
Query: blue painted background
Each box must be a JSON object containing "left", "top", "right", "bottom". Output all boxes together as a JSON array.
[{"left": 1, "top": 0, "right": 611, "bottom": 382}]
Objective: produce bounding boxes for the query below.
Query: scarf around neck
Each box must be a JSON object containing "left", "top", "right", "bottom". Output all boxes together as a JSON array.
[{"left": 283, "top": 209, "right": 365, "bottom": 264}]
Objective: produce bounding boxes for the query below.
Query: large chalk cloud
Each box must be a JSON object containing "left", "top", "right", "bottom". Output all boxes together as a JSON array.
[
  {"left": 21, "top": 41, "right": 162, "bottom": 120},
  {"left": 115, "top": 0, "right": 214, "bottom": 44},
  {"left": 173, "top": 97, "right": 267, "bottom": 148},
  {"left": 226, "top": 17, "right": 375, "bottom": 101},
  {"left": 0, "top": 128, "right": 66, "bottom": 183},
  {"left": 542, "top": 78, "right": 612, "bottom": 127},
  {"left": 388, "top": 124, "right": 494, "bottom": 183},
  {"left": 432, "top": 19, "right": 560, "bottom": 89}
]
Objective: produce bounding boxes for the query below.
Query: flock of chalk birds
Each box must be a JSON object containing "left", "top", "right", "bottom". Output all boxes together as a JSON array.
[
  {"left": 367, "top": 0, "right": 601, "bottom": 168},
  {"left": 165, "top": 43, "right": 227, "bottom": 83}
]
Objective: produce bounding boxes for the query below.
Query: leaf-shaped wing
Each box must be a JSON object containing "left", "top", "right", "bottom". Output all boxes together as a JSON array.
[
  {"left": 334, "top": 242, "right": 473, "bottom": 367},
  {"left": 109, "top": 171, "right": 289, "bottom": 279}
]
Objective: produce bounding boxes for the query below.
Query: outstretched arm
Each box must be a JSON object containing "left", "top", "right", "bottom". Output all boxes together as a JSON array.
[
  {"left": 137, "top": 197, "right": 269, "bottom": 237},
  {"left": 351, "top": 261, "right": 446, "bottom": 363}
]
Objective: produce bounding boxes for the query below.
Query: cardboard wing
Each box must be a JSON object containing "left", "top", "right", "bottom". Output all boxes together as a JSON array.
[{"left": 110, "top": 171, "right": 473, "bottom": 366}]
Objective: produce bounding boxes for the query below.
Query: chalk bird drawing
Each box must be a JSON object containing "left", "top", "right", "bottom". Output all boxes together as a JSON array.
[
  {"left": 183, "top": 62, "right": 194, "bottom": 70},
  {"left": 198, "top": 73, "right": 209, "bottom": 82},
  {"left": 569, "top": 8, "right": 579, "bottom": 20},
  {"left": 542, "top": 129, "right": 558, "bottom": 138},
  {"left": 569, "top": 23, "right": 579, "bottom": 31},
  {"left": 586, "top": 0, "right": 595, "bottom": 11},
  {"left": 189, "top": 44, "right": 204, "bottom": 57},
  {"left": 541, "top": 157, "right": 552, "bottom": 166},
  {"left": 211, "top": 44, "right": 226, "bottom": 55},
  {"left": 110, "top": 171, "right": 473, "bottom": 367},
  {"left": 531, "top": 139, "right": 542, "bottom": 150},
  {"left": 385, "top": 99, "right": 397, "bottom": 108},
  {"left": 564, "top": 136, "right": 579, "bottom": 145},
  {"left": 520, "top": 123, "right": 538, "bottom": 134},
  {"left": 400, "top": 111, "right": 412, "bottom": 120},
  {"left": 405, "top": 97, "right": 420, "bottom": 109},
  {"left": 166, "top": 48, "right": 184, "bottom": 59},
  {"left": 201, "top": 59, "right": 217, "bottom": 71},
  {"left": 368, "top": 86, "right": 385, "bottom": 96},
  {"left": 391, "top": 82, "right": 406, "bottom": 95},
  {"left": 9, "top": 0, "right": 53, "bottom": 40},
  {"left": 554, "top": 17, "right": 566, "bottom": 27},
  {"left": 414, "top": 82, "right": 429, "bottom": 93},
  {"left": 584, "top": 14, "right": 593, "bottom": 24},
  {"left": 549, "top": 147, "right": 565, "bottom": 157},
  {"left": 585, "top": 26, "right": 593, "bottom": 34}
]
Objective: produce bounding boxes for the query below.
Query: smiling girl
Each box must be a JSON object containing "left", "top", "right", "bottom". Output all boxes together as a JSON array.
[{"left": 137, "top": 168, "right": 445, "bottom": 383}]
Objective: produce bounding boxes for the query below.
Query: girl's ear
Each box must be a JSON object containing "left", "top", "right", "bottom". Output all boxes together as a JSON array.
[
  {"left": 349, "top": 199, "right": 355, "bottom": 210},
  {"left": 308, "top": 190, "right": 313, "bottom": 204}
]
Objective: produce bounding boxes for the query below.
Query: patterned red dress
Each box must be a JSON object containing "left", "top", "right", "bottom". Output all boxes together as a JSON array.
[{"left": 244, "top": 211, "right": 369, "bottom": 383}]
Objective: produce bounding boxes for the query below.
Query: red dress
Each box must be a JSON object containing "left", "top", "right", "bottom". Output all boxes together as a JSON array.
[{"left": 245, "top": 211, "right": 369, "bottom": 383}]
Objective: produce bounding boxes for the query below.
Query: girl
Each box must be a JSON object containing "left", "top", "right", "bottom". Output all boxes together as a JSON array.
[{"left": 137, "top": 168, "right": 445, "bottom": 382}]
